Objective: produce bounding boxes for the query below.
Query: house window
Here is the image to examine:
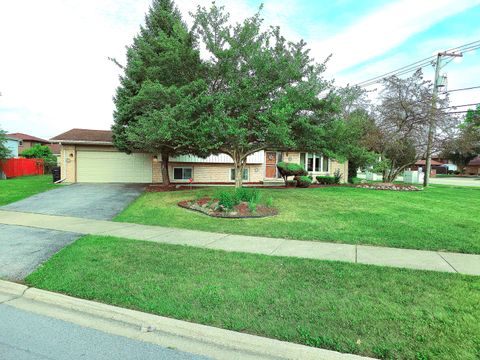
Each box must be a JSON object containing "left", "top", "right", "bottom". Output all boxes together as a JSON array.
[
  {"left": 173, "top": 167, "right": 192, "bottom": 180},
  {"left": 230, "top": 168, "right": 249, "bottom": 181},
  {"left": 301, "top": 153, "right": 329, "bottom": 172}
]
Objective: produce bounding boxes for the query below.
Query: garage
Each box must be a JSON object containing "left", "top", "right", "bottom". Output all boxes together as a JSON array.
[{"left": 77, "top": 151, "right": 152, "bottom": 183}]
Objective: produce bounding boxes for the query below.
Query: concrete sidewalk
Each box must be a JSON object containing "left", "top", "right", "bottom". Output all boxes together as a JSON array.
[
  {"left": 0, "top": 210, "right": 479, "bottom": 276},
  {"left": 0, "top": 280, "right": 371, "bottom": 360}
]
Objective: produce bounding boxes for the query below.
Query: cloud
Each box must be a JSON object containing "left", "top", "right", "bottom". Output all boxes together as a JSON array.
[
  {"left": 0, "top": 0, "right": 478, "bottom": 138},
  {"left": 309, "top": 0, "right": 479, "bottom": 77}
]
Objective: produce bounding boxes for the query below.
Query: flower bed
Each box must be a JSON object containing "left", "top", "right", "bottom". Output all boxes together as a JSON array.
[
  {"left": 179, "top": 197, "right": 278, "bottom": 218},
  {"left": 355, "top": 183, "right": 422, "bottom": 191}
]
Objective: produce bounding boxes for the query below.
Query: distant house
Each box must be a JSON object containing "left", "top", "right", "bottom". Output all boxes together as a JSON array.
[
  {"left": 51, "top": 128, "right": 348, "bottom": 184},
  {"left": 465, "top": 157, "right": 480, "bottom": 175},
  {"left": 7, "top": 132, "right": 60, "bottom": 161},
  {"left": 411, "top": 159, "right": 448, "bottom": 175},
  {"left": 5, "top": 137, "right": 20, "bottom": 158}
]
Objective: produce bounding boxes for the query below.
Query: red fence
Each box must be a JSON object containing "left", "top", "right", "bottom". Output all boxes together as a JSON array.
[{"left": 1, "top": 158, "right": 44, "bottom": 178}]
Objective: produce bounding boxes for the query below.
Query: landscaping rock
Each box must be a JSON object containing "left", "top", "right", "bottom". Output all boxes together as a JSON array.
[{"left": 355, "top": 183, "right": 422, "bottom": 191}]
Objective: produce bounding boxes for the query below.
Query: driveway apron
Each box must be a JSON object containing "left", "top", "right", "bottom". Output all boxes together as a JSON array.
[{"left": 0, "top": 183, "right": 144, "bottom": 280}]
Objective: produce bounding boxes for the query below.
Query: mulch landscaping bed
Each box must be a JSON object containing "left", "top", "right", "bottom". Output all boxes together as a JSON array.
[
  {"left": 178, "top": 197, "right": 278, "bottom": 218},
  {"left": 146, "top": 184, "right": 207, "bottom": 192},
  {"left": 355, "top": 183, "right": 422, "bottom": 191}
]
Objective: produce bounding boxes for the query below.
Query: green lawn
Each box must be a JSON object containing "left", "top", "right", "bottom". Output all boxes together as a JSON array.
[
  {"left": 26, "top": 235, "right": 480, "bottom": 360},
  {"left": 0, "top": 175, "right": 56, "bottom": 206},
  {"left": 116, "top": 185, "right": 480, "bottom": 254}
]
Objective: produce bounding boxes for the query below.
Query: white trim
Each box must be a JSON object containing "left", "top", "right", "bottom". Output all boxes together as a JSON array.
[{"left": 302, "top": 153, "right": 330, "bottom": 173}]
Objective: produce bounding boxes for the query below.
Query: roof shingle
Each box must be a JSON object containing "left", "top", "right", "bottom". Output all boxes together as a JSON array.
[
  {"left": 50, "top": 128, "right": 113, "bottom": 143},
  {"left": 7, "top": 133, "right": 49, "bottom": 143}
]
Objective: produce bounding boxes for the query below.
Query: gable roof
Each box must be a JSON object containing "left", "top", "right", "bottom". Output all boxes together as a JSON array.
[
  {"left": 415, "top": 159, "right": 443, "bottom": 166},
  {"left": 51, "top": 128, "right": 113, "bottom": 144},
  {"left": 468, "top": 156, "right": 480, "bottom": 166},
  {"left": 7, "top": 133, "right": 49, "bottom": 143}
]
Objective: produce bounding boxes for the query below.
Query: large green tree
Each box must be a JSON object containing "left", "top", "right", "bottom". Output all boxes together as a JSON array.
[
  {"left": 191, "top": 4, "right": 343, "bottom": 187},
  {"left": 112, "top": 0, "right": 206, "bottom": 185},
  {"left": 441, "top": 104, "right": 480, "bottom": 173}
]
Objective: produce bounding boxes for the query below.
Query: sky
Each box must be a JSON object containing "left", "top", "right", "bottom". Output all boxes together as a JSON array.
[{"left": 1, "top": 0, "right": 479, "bottom": 139}]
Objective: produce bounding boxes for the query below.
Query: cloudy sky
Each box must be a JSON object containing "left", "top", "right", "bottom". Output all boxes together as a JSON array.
[{"left": 1, "top": 0, "right": 479, "bottom": 139}]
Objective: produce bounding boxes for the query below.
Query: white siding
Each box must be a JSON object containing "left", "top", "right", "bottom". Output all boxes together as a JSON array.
[{"left": 169, "top": 151, "right": 264, "bottom": 164}]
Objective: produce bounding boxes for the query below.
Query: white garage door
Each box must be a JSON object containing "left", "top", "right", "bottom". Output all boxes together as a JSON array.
[{"left": 77, "top": 151, "right": 152, "bottom": 183}]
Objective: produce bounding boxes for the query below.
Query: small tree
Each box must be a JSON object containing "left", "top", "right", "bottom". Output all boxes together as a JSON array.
[
  {"left": 369, "top": 70, "right": 454, "bottom": 182},
  {"left": 441, "top": 105, "right": 480, "bottom": 173},
  {"left": 277, "top": 162, "right": 307, "bottom": 186},
  {"left": 21, "top": 144, "right": 57, "bottom": 172},
  {"left": 0, "top": 129, "right": 12, "bottom": 178},
  {"left": 191, "top": 4, "right": 342, "bottom": 187},
  {"left": 112, "top": 0, "right": 206, "bottom": 185}
]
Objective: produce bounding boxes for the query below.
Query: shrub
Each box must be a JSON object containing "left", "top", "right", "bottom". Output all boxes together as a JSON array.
[
  {"left": 287, "top": 179, "right": 297, "bottom": 187},
  {"left": 235, "top": 187, "right": 261, "bottom": 203},
  {"left": 21, "top": 144, "right": 57, "bottom": 173},
  {"left": 265, "top": 197, "right": 273, "bottom": 208},
  {"left": 247, "top": 200, "right": 257, "bottom": 213},
  {"left": 295, "top": 175, "right": 312, "bottom": 188},
  {"left": 277, "top": 162, "right": 307, "bottom": 186},
  {"left": 215, "top": 187, "right": 262, "bottom": 210},
  {"left": 333, "top": 169, "right": 342, "bottom": 184},
  {"left": 216, "top": 190, "right": 239, "bottom": 210},
  {"left": 316, "top": 176, "right": 335, "bottom": 185},
  {"left": 350, "top": 177, "right": 362, "bottom": 184}
]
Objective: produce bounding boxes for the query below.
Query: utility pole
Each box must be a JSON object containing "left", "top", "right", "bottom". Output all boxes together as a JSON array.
[{"left": 423, "top": 51, "right": 462, "bottom": 187}]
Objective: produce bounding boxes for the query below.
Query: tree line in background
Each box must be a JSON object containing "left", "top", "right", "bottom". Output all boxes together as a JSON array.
[{"left": 112, "top": 0, "right": 477, "bottom": 187}]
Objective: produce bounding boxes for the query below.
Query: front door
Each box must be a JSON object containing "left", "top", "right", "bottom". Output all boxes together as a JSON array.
[{"left": 265, "top": 151, "right": 277, "bottom": 178}]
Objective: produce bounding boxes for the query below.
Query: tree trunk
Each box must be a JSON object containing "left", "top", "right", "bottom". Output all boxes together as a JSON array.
[
  {"left": 161, "top": 152, "right": 170, "bottom": 186},
  {"left": 233, "top": 154, "right": 246, "bottom": 188},
  {"left": 348, "top": 161, "right": 357, "bottom": 183}
]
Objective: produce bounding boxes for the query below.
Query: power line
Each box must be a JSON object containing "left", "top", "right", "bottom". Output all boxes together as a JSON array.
[
  {"left": 442, "top": 85, "right": 480, "bottom": 94},
  {"left": 355, "top": 39, "right": 480, "bottom": 88},
  {"left": 441, "top": 102, "right": 480, "bottom": 110}
]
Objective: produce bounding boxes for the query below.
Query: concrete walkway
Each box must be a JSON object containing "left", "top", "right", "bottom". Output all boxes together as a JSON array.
[
  {"left": 0, "top": 210, "right": 479, "bottom": 276},
  {"left": 0, "top": 280, "right": 371, "bottom": 360}
]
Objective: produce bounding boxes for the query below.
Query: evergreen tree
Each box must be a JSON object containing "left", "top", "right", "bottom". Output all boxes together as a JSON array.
[{"left": 112, "top": 0, "right": 206, "bottom": 185}]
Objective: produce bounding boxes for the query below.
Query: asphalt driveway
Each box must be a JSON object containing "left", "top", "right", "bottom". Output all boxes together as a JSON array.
[
  {"left": 0, "top": 224, "right": 80, "bottom": 281},
  {"left": 1, "top": 183, "right": 145, "bottom": 220},
  {"left": 0, "top": 183, "right": 145, "bottom": 280}
]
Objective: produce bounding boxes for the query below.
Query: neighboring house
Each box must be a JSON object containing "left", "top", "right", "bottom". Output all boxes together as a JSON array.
[
  {"left": 465, "top": 156, "right": 480, "bottom": 175},
  {"left": 7, "top": 132, "right": 61, "bottom": 163},
  {"left": 5, "top": 137, "right": 20, "bottom": 158},
  {"left": 411, "top": 159, "right": 448, "bottom": 175},
  {"left": 7, "top": 132, "right": 50, "bottom": 153},
  {"left": 51, "top": 128, "right": 348, "bottom": 184}
]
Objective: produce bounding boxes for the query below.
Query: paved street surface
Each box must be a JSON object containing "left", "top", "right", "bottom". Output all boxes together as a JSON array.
[
  {"left": 1, "top": 210, "right": 479, "bottom": 275},
  {"left": 0, "top": 224, "right": 80, "bottom": 280},
  {"left": 430, "top": 176, "right": 480, "bottom": 187},
  {"left": 1, "top": 183, "right": 144, "bottom": 220},
  {"left": 0, "top": 304, "right": 208, "bottom": 360}
]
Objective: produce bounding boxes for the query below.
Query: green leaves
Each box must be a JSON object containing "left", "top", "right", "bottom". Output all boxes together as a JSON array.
[{"left": 0, "top": 128, "right": 12, "bottom": 161}]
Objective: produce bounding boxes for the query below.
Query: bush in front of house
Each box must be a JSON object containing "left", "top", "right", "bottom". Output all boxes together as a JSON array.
[
  {"left": 277, "top": 161, "right": 307, "bottom": 186},
  {"left": 295, "top": 175, "right": 312, "bottom": 188},
  {"left": 216, "top": 187, "right": 262, "bottom": 210},
  {"left": 316, "top": 175, "right": 336, "bottom": 184},
  {"left": 333, "top": 169, "right": 342, "bottom": 184}
]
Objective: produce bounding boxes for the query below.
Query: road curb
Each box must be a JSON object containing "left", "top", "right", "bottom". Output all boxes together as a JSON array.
[{"left": 0, "top": 280, "right": 373, "bottom": 360}]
